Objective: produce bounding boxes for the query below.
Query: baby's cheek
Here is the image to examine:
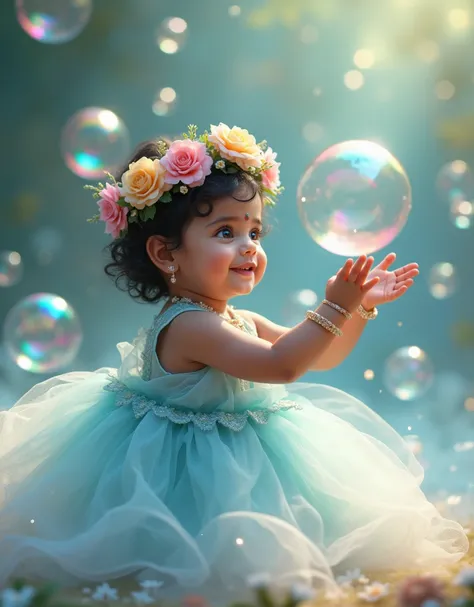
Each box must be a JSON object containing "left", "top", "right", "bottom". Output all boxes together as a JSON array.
[
  {"left": 256, "top": 250, "right": 267, "bottom": 280},
  {"left": 209, "top": 248, "right": 235, "bottom": 272}
]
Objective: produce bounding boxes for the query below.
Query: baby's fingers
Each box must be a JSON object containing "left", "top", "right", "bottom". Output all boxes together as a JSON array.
[
  {"left": 356, "top": 256, "right": 374, "bottom": 285},
  {"left": 338, "top": 258, "right": 354, "bottom": 280},
  {"left": 361, "top": 276, "right": 380, "bottom": 293},
  {"left": 348, "top": 255, "right": 367, "bottom": 282}
]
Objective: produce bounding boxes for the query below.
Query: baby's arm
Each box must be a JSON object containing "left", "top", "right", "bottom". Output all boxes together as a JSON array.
[
  {"left": 238, "top": 310, "right": 368, "bottom": 370},
  {"left": 164, "top": 307, "right": 350, "bottom": 384}
]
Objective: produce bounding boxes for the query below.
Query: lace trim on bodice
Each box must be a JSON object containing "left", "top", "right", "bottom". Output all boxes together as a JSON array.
[{"left": 104, "top": 377, "right": 302, "bottom": 432}]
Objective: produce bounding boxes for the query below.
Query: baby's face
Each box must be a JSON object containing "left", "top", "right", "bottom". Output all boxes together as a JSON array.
[{"left": 173, "top": 193, "right": 267, "bottom": 303}]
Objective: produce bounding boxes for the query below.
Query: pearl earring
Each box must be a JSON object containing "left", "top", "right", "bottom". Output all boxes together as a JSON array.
[{"left": 168, "top": 265, "right": 177, "bottom": 284}]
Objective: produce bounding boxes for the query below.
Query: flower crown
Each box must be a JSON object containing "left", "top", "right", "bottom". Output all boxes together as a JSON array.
[{"left": 86, "top": 123, "right": 283, "bottom": 239}]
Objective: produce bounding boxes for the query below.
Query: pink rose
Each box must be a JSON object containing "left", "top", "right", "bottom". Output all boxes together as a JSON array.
[
  {"left": 97, "top": 183, "right": 129, "bottom": 238},
  {"left": 161, "top": 140, "right": 213, "bottom": 187},
  {"left": 261, "top": 147, "right": 281, "bottom": 191}
]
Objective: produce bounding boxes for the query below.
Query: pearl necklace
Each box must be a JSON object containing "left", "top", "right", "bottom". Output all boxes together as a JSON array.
[{"left": 170, "top": 296, "right": 247, "bottom": 331}]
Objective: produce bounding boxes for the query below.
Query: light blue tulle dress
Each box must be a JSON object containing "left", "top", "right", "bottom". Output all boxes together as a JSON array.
[{"left": 0, "top": 299, "right": 469, "bottom": 598}]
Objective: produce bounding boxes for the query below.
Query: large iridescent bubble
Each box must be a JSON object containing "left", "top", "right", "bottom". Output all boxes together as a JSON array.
[
  {"left": 16, "top": 0, "right": 92, "bottom": 44},
  {"left": 297, "top": 140, "right": 412, "bottom": 256},
  {"left": 383, "top": 346, "right": 434, "bottom": 401},
  {"left": 61, "top": 107, "right": 130, "bottom": 179},
  {"left": 3, "top": 293, "right": 83, "bottom": 373}
]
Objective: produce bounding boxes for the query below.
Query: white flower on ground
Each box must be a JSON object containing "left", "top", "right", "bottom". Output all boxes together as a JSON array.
[
  {"left": 92, "top": 583, "right": 119, "bottom": 601},
  {"left": 246, "top": 572, "right": 272, "bottom": 589},
  {"left": 139, "top": 581, "right": 164, "bottom": 590},
  {"left": 336, "top": 568, "right": 364, "bottom": 585},
  {"left": 290, "top": 583, "right": 317, "bottom": 601},
  {"left": 130, "top": 590, "right": 154, "bottom": 604},
  {"left": 1, "top": 586, "right": 36, "bottom": 607},
  {"left": 454, "top": 568, "right": 474, "bottom": 588},
  {"left": 357, "top": 582, "right": 390, "bottom": 602}
]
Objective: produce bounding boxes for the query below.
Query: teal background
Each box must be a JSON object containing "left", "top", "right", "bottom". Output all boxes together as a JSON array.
[{"left": 1, "top": 0, "right": 473, "bottom": 501}]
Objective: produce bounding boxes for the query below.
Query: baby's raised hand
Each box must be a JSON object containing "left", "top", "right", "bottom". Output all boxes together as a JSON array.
[
  {"left": 361, "top": 252, "right": 419, "bottom": 310},
  {"left": 325, "top": 256, "right": 380, "bottom": 313}
]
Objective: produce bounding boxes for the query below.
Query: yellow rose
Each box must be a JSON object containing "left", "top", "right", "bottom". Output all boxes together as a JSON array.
[
  {"left": 208, "top": 123, "right": 264, "bottom": 171},
  {"left": 120, "top": 157, "right": 171, "bottom": 210}
]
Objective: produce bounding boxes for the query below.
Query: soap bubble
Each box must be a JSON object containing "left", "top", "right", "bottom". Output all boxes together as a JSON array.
[
  {"left": 437, "top": 160, "right": 474, "bottom": 207},
  {"left": 429, "top": 262, "right": 457, "bottom": 299},
  {"left": 297, "top": 140, "right": 412, "bottom": 256},
  {"left": 0, "top": 251, "right": 24, "bottom": 287},
  {"left": 16, "top": 0, "right": 92, "bottom": 44},
  {"left": 383, "top": 346, "right": 434, "bottom": 401},
  {"left": 282, "top": 289, "right": 318, "bottom": 326},
  {"left": 3, "top": 293, "right": 83, "bottom": 374},
  {"left": 156, "top": 17, "right": 188, "bottom": 54},
  {"left": 450, "top": 198, "right": 473, "bottom": 229},
  {"left": 61, "top": 107, "right": 130, "bottom": 179}
]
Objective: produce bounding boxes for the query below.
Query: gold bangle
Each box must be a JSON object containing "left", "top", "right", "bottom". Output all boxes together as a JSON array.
[
  {"left": 322, "top": 299, "right": 352, "bottom": 320},
  {"left": 357, "top": 304, "right": 378, "bottom": 320},
  {"left": 305, "top": 310, "right": 343, "bottom": 337}
]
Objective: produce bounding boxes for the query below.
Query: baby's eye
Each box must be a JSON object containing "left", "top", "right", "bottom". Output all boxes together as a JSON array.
[
  {"left": 250, "top": 229, "right": 261, "bottom": 240},
  {"left": 216, "top": 227, "right": 233, "bottom": 239}
]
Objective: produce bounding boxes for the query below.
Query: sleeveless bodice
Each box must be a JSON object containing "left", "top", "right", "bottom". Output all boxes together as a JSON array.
[{"left": 106, "top": 298, "right": 299, "bottom": 431}]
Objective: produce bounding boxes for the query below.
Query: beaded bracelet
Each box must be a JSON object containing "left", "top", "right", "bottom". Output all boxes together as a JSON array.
[
  {"left": 356, "top": 304, "right": 378, "bottom": 320},
  {"left": 321, "top": 299, "right": 352, "bottom": 320},
  {"left": 305, "top": 310, "right": 343, "bottom": 337}
]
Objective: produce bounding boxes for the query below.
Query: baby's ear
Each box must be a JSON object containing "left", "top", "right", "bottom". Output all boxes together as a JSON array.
[{"left": 146, "top": 235, "right": 176, "bottom": 272}]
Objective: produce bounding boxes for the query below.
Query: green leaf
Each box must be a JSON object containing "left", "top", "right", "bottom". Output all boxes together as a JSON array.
[
  {"left": 115, "top": 197, "right": 128, "bottom": 208},
  {"left": 225, "top": 166, "right": 238, "bottom": 174},
  {"left": 160, "top": 191, "right": 173, "bottom": 203},
  {"left": 255, "top": 587, "right": 276, "bottom": 607},
  {"left": 141, "top": 205, "right": 157, "bottom": 222},
  {"left": 128, "top": 213, "right": 138, "bottom": 224},
  {"left": 30, "top": 582, "right": 60, "bottom": 607}
]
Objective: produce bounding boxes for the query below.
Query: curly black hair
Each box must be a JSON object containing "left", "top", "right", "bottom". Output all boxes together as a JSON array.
[{"left": 104, "top": 139, "right": 263, "bottom": 303}]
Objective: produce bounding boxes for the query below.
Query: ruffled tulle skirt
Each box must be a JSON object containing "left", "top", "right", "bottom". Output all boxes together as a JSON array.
[{"left": 0, "top": 369, "right": 468, "bottom": 599}]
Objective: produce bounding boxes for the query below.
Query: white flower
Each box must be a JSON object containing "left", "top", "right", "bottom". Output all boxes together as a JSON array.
[
  {"left": 92, "top": 583, "right": 119, "bottom": 601},
  {"left": 336, "top": 568, "right": 363, "bottom": 585},
  {"left": 290, "top": 583, "right": 317, "bottom": 601},
  {"left": 139, "top": 581, "right": 164, "bottom": 590},
  {"left": 357, "top": 582, "right": 390, "bottom": 602},
  {"left": 215, "top": 160, "right": 225, "bottom": 170},
  {"left": 359, "top": 576, "right": 370, "bottom": 585},
  {"left": 246, "top": 572, "right": 272, "bottom": 589},
  {"left": 1, "top": 586, "right": 36, "bottom": 607},
  {"left": 130, "top": 590, "right": 155, "bottom": 604},
  {"left": 179, "top": 186, "right": 189, "bottom": 194},
  {"left": 454, "top": 567, "right": 474, "bottom": 587}
]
